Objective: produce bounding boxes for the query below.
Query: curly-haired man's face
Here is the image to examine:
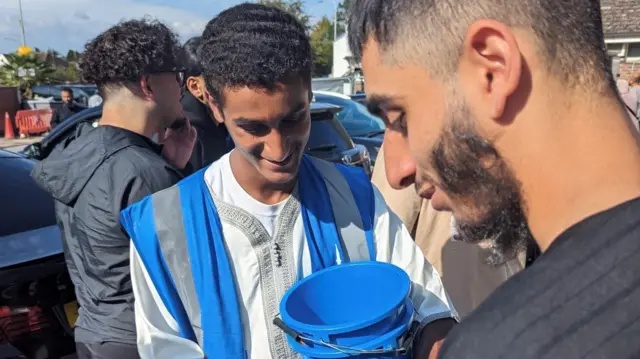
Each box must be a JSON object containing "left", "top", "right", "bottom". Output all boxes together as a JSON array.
[
  {"left": 209, "top": 82, "right": 311, "bottom": 185},
  {"left": 148, "top": 73, "right": 185, "bottom": 130}
]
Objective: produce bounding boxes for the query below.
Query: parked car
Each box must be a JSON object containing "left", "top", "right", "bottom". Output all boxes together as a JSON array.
[
  {"left": 23, "top": 102, "right": 372, "bottom": 175},
  {"left": 313, "top": 91, "right": 384, "bottom": 164},
  {"left": 31, "top": 85, "right": 97, "bottom": 107},
  {"left": 0, "top": 150, "right": 76, "bottom": 359},
  {"left": 350, "top": 92, "right": 367, "bottom": 105}
]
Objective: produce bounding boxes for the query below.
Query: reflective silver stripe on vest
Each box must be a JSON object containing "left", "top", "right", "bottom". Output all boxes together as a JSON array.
[
  {"left": 309, "top": 157, "right": 371, "bottom": 261},
  {"left": 151, "top": 187, "right": 204, "bottom": 347}
]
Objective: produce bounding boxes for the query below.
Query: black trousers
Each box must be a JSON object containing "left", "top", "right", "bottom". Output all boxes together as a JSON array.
[{"left": 76, "top": 342, "right": 140, "bottom": 359}]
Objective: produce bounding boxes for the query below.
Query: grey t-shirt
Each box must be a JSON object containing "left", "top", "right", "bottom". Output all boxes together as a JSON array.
[{"left": 439, "top": 196, "right": 640, "bottom": 359}]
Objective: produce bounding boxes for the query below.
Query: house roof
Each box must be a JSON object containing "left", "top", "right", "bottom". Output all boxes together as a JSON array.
[
  {"left": 37, "top": 52, "right": 69, "bottom": 68},
  {"left": 601, "top": 0, "right": 640, "bottom": 36}
]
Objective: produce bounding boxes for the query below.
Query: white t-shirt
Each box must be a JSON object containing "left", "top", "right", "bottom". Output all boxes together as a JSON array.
[{"left": 205, "top": 153, "right": 290, "bottom": 237}]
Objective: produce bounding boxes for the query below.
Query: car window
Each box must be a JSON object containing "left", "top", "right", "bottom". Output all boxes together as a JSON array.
[
  {"left": 80, "top": 87, "right": 99, "bottom": 97},
  {"left": 32, "top": 86, "right": 54, "bottom": 98},
  {"left": 314, "top": 95, "right": 384, "bottom": 137},
  {"left": 307, "top": 112, "right": 353, "bottom": 153}
]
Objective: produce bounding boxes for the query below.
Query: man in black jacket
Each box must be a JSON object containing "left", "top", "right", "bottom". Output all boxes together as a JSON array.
[
  {"left": 50, "top": 87, "right": 85, "bottom": 129},
  {"left": 181, "top": 36, "right": 232, "bottom": 170},
  {"left": 32, "top": 19, "right": 196, "bottom": 359}
]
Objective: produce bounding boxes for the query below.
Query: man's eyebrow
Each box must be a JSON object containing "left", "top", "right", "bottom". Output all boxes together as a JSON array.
[
  {"left": 367, "top": 94, "right": 396, "bottom": 115},
  {"left": 281, "top": 102, "right": 307, "bottom": 121},
  {"left": 231, "top": 102, "right": 307, "bottom": 125},
  {"left": 232, "top": 117, "right": 262, "bottom": 125}
]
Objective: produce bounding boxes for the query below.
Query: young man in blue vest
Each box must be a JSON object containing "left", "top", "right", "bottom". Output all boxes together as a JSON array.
[{"left": 120, "top": 4, "right": 457, "bottom": 359}]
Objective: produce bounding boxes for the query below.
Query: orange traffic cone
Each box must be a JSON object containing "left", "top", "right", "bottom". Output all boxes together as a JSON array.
[{"left": 3, "top": 112, "right": 15, "bottom": 139}]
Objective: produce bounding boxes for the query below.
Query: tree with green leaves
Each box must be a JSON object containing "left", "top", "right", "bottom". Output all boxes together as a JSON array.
[
  {"left": 66, "top": 49, "right": 81, "bottom": 62},
  {"left": 336, "top": 0, "right": 354, "bottom": 38},
  {"left": 0, "top": 52, "right": 55, "bottom": 97},
  {"left": 258, "top": 0, "right": 311, "bottom": 32},
  {"left": 52, "top": 64, "right": 81, "bottom": 84},
  {"left": 310, "top": 16, "right": 334, "bottom": 77}
]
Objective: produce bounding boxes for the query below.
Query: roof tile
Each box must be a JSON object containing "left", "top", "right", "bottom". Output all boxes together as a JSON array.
[{"left": 601, "top": 0, "right": 640, "bottom": 35}]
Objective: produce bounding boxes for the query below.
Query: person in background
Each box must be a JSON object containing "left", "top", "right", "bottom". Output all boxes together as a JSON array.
[
  {"left": 348, "top": 0, "right": 640, "bottom": 357},
  {"left": 31, "top": 19, "right": 196, "bottom": 359},
  {"left": 616, "top": 78, "right": 640, "bottom": 132},
  {"left": 50, "top": 87, "right": 84, "bottom": 128},
  {"left": 121, "top": 4, "right": 456, "bottom": 359},
  {"left": 88, "top": 91, "right": 103, "bottom": 108},
  {"left": 372, "top": 144, "right": 523, "bottom": 318},
  {"left": 181, "top": 36, "right": 232, "bottom": 170}
]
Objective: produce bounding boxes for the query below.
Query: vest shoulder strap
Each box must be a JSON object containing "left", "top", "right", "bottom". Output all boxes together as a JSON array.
[
  {"left": 307, "top": 157, "right": 377, "bottom": 261},
  {"left": 120, "top": 190, "right": 197, "bottom": 342}
]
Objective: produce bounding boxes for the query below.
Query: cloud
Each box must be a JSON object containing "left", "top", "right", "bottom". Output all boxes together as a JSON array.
[
  {"left": 73, "top": 11, "right": 90, "bottom": 21},
  {"left": 0, "top": 0, "right": 211, "bottom": 53}
]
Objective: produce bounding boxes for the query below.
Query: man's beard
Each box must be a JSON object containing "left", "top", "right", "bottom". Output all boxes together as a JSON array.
[{"left": 430, "top": 100, "right": 533, "bottom": 266}]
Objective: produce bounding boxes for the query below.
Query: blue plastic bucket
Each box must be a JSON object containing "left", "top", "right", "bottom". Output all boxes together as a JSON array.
[
  {"left": 279, "top": 262, "right": 413, "bottom": 358},
  {"left": 285, "top": 298, "right": 414, "bottom": 358}
]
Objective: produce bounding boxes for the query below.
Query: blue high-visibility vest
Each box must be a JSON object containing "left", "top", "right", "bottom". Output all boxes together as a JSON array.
[{"left": 120, "top": 155, "right": 376, "bottom": 358}]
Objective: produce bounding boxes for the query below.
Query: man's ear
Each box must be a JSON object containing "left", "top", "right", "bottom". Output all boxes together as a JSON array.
[
  {"left": 204, "top": 91, "right": 225, "bottom": 124},
  {"left": 139, "top": 76, "right": 155, "bottom": 101},
  {"left": 186, "top": 77, "right": 203, "bottom": 99},
  {"left": 460, "top": 19, "right": 522, "bottom": 120}
]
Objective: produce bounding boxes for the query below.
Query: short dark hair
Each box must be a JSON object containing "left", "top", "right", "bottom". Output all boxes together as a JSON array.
[
  {"left": 183, "top": 37, "right": 202, "bottom": 78},
  {"left": 61, "top": 87, "right": 73, "bottom": 95},
  {"left": 79, "top": 18, "right": 183, "bottom": 87},
  {"left": 348, "top": 0, "right": 613, "bottom": 90},
  {"left": 199, "top": 3, "right": 312, "bottom": 107}
]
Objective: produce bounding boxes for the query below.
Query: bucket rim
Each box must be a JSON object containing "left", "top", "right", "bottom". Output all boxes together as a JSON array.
[
  {"left": 286, "top": 298, "right": 415, "bottom": 358},
  {"left": 280, "top": 261, "right": 410, "bottom": 334}
]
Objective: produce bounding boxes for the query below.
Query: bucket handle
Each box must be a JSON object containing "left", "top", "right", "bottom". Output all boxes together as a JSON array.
[{"left": 273, "top": 315, "right": 416, "bottom": 356}]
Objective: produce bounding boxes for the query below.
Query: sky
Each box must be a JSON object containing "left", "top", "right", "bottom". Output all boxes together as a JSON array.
[{"left": 0, "top": 0, "right": 338, "bottom": 54}]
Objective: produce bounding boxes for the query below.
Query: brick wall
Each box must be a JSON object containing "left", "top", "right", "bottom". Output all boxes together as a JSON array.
[{"left": 619, "top": 61, "right": 640, "bottom": 80}]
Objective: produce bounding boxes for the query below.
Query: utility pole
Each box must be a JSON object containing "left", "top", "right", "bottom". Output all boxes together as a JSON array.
[{"left": 17, "top": 0, "right": 26, "bottom": 46}]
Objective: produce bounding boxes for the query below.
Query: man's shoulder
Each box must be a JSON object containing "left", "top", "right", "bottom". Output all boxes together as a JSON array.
[
  {"left": 100, "top": 146, "right": 181, "bottom": 193},
  {"left": 438, "top": 267, "right": 538, "bottom": 358}
]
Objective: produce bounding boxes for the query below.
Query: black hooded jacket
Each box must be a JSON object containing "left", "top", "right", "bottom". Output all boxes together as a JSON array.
[
  {"left": 31, "top": 123, "right": 183, "bottom": 345},
  {"left": 181, "top": 91, "right": 232, "bottom": 170}
]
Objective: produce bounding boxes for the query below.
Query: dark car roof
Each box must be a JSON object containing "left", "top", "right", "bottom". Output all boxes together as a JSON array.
[
  {"left": 310, "top": 102, "right": 342, "bottom": 114},
  {"left": 42, "top": 103, "right": 343, "bottom": 151},
  {"left": 0, "top": 149, "right": 63, "bottom": 267},
  {"left": 40, "top": 105, "right": 102, "bottom": 150},
  {"left": 0, "top": 148, "right": 27, "bottom": 159}
]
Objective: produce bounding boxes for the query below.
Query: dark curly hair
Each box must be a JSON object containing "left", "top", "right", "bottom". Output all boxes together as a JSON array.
[
  {"left": 199, "top": 3, "right": 312, "bottom": 107},
  {"left": 79, "top": 18, "right": 183, "bottom": 87},
  {"left": 183, "top": 37, "right": 202, "bottom": 78}
]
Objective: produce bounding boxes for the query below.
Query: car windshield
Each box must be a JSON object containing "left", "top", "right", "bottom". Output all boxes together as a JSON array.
[
  {"left": 307, "top": 112, "right": 352, "bottom": 152},
  {"left": 314, "top": 94, "right": 384, "bottom": 137},
  {"left": 78, "top": 87, "right": 98, "bottom": 96}
]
